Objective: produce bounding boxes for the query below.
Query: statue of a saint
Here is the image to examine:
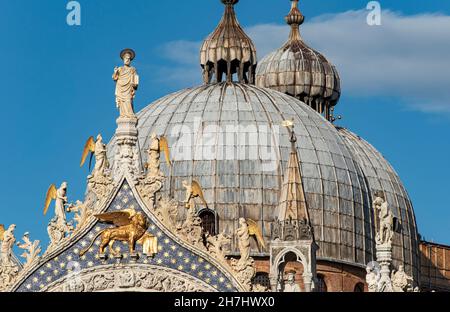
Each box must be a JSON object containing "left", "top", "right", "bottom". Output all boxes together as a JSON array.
[
  {"left": 55, "top": 182, "right": 69, "bottom": 224},
  {"left": 366, "top": 266, "right": 379, "bottom": 292},
  {"left": 236, "top": 218, "right": 251, "bottom": 269},
  {"left": 0, "top": 224, "right": 19, "bottom": 289},
  {"left": 113, "top": 49, "right": 139, "bottom": 118},
  {"left": 373, "top": 194, "right": 394, "bottom": 245},
  {"left": 93, "top": 134, "right": 108, "bottom": 177},
  {"left": 283, "top": 271, "right": 301, "bottom": 292},
  {"left": 147, "top": 134, "right": 163, "bottom": 178},
  {"left": 391, "top": 265, "right": 413, "bottom": 292},
  {"left": 1, "top": 225, "right": 16, "bottom": 266}
]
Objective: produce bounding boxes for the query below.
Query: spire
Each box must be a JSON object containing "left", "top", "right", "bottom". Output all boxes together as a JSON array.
[
  {"left": 285, "top": 0, "right": 305, "bottom": 42},
  {"left": 269, "top": 120, "right": 318, "bottom": 293},
  {"left": 200, "top": 0, "right": 257, "bottom": 84},
  {"left": 278, "top": 122, "right": 310, "bottom": 223}
]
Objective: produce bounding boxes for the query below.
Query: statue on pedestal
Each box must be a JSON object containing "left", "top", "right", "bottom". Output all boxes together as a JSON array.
[
  {"left": 44, "top": 183, "right": 74, "bottom": 249},
  {"left": 365, "top": 263, "right": 380, "bottom": 292},
  {"left": 0, "top": 224, "right": 19, "bottom": 290},
  {"left": 283, "top": 271, "right": 301, "bottom": 292},
  {"left": 235, "top": 218, "right": 251, "bottom": 270},
  {"left": 391, "top": 265, "right": 414, "bottom": 292},
  {"left": 113, "top": 49, "right": 139, "bottom": 118},
  {"left": 138, "top": 134, "right": 171, "bottom": 208},
  {"left": 373, "top": 194, "right": 394, "bottom": 246}
]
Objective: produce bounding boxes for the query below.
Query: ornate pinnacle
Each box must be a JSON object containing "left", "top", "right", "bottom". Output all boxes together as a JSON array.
[{"left": 286, "top": 0, "right": 304, "bottom": 41}]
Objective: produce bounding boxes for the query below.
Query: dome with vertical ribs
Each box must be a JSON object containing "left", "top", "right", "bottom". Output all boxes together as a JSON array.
[{"left": 256, "top": 0, "right": 341, "bottom": 121}]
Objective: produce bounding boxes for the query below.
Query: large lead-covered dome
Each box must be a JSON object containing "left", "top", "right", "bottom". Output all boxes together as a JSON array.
[
  {"left": 110, "top": 83, "right": 377, "bottom": 267},
  {"left": 107, "top": 0, "right": 420, "bottom": 278},
  {"left": 337, "top": 128, "right": 420, "bottom": 280}
]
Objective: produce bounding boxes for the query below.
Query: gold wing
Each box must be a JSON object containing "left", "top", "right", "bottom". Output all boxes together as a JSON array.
[
  {"left": 159, "top": 136, "right": 172, "bottom": 167},
  {"left": 80, "top": 136, "right": 96, "bottom": 167},
  {"left": 247, "top": 219, "right": 266, "bottom": 250},
  {"left": 94, "top": 210, "right": 134, "bottom": 227},
  {"left": 191, "top": 180, "right": 208, "bottom": 208},
  {"left": 0, "top": 224, "right": 5, "bottom": 241},
  {"left": 44, "top": 184, "right": 58, "bottom": 215}
]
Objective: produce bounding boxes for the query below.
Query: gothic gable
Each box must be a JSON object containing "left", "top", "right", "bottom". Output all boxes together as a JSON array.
[{"left": 12, "top": 179, "right": 240, "bottom": 292}]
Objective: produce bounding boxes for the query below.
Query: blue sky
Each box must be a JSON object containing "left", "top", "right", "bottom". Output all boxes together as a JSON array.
[{"left": 0, "top": 0, "right": 449, "bottom": 250}]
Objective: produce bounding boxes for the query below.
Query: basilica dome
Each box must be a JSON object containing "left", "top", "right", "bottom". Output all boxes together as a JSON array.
[
  {"left": 106, "top": 0, "right": 419, "bottom": 279},
  {"left": 108, "top": 82, "right": 375, "bottom": 269},
  {"left": 337, "top": 128, "right": 420, "bottom": 279}
]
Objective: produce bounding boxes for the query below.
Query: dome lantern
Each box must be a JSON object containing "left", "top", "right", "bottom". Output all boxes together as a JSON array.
[
  {"left": 200, "top": 0, "right": 257, "bottom": 84},
  {"left": 256, "top": 0, "right": 341, "bottom": 121}
]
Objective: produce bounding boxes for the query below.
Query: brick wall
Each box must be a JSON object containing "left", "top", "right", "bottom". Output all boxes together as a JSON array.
[
  {"left": 253, "top": 258, "right": 367, "bottom": 292},
  {"left": 419, "top": 241, "right": 450, "bottom": 292}
]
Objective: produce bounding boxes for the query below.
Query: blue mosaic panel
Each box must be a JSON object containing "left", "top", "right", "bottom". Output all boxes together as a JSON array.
[{"left": 16, "top": 181, "right": 237, "bottom": 292}]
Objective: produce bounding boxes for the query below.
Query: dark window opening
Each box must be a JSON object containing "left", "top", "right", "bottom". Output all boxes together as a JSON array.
[
  {"left": 253, "top": 272, "right": 270, "bottom": 289},
  {"left": 199, "top": 209, "right": 216, "bottom": 236},
  {"left": 354, "top": 282, "right": 365, "bottom": 292},
  {"left": 316, "top": 274, "right": 327, "bottom": 292}
]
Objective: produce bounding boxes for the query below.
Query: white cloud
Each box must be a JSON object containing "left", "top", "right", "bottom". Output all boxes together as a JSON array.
[{"left": 155, "top": 10, "right": 450, "bottom": 113}]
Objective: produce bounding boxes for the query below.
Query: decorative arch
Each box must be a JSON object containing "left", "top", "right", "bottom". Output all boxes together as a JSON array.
[
  {"left": 270, "top": 245, "right": 316, "bottom": 292},
  {"left": 316, "top": 274, "right": 327, "bottom": 292},
  {"left": 41, "top": 264, "right": 216, "bottom": 292},
  {"left": 11, "top": 178, "right": 244, "bottom": 292},
  {"left": 354, "top": 282, "right": 365, "bottom": 292}
]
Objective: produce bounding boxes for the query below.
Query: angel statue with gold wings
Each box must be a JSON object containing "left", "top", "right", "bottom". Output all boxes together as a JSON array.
[
  {"left": 182, "top": 180, "right": 208, "bottom": 224},
  {"left": 0, "top": 224, "right": 17, "bottom": 266},
  {"left": 182, "top": 180, "right": 208, "bottom": 209},
  {"left": 235, "top": 218, "right": 265, "bottom": 270},
  {"left": 0, "top": 224, "right": 19, "bottom": 290},
  {"left": 80, "top": 134, "right": 109, "bottom": 178},
  {"left": 146, "top": 133, "right": 171, "bottom": 178},
  {"left": 44, "top": 182, "right": 74, "bottom": 245},
  {"left": 44, "top": 182, "right": 69, "bottom": 223}
]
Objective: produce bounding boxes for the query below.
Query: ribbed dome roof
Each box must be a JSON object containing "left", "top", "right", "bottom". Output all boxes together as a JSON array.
[
  {"left": 200, "top": 0, "right": 257, "bottom": 84},
  {"left": 256, "top": 0, "right": 340, "bottom": 121},
  {"left": 109, "top": 83, "right": 379, "bottom": 267},
  {"left": 337, "top": 127, "right": 420, "bottom": 280}
]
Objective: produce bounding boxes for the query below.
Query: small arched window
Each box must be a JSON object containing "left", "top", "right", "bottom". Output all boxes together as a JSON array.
[
  {"left": 199, "top": 209, "right": 216, "bottom": 236},
  {"left": 253, "top": 272, "right": 270, "bottom": 290},
  {"left": 316, "top": 274, "right": 327, "bottom": 292},
  {"left": 354, "top": 282, "right": 365, "bottom": 292}
]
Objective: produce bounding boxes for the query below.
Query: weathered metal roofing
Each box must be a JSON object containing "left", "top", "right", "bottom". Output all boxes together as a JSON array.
[
  {"left": 337, "top": 127, "right": 420, "bottom": 280},
  {"left": 200, "top": 0, "right": 257, "bottom": 84},
  {"left": 108, "top": 83, "right": 384, "bottom": 269},
  {"left": 255, "top": 0, "right": 340, "bottom": 120}
]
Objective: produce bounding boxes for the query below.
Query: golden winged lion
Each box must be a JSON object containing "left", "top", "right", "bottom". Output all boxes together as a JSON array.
[{"left": 80, "top": 209, "right": 156, "bottom": 257}]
